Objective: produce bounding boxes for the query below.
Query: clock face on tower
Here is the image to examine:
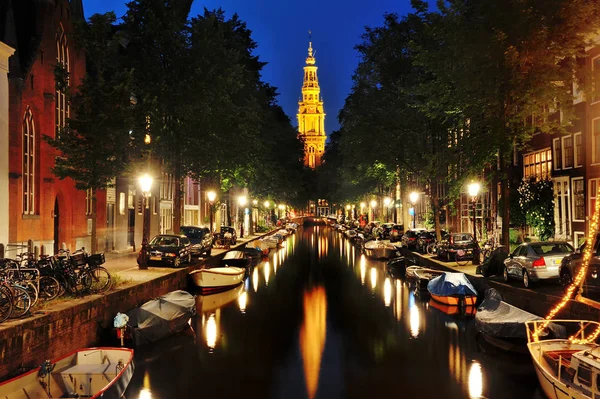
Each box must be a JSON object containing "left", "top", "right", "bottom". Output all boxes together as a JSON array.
[{"left": 308, "top": 105, "right": 315, "bottom": 112}]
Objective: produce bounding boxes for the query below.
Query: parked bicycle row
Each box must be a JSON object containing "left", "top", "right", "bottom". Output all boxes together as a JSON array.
[{"left": 0, "top": 248, "right": 111, "bottom": 323}]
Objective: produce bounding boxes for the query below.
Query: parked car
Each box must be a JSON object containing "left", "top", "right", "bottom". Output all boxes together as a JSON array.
[
  {"left": 559, "top": 235, "right": 600, "bottom": 298},
  {"left": 214, "top": 226, "right": 237, "bottom": 245},
  {"left": 416, "top": 230, "right": 448, "bottom": 253},
  {"left": 402, "top": 228, "right": 426, "bottom": 249},
  {"left": 380, "top": 223, "right": 395, "bottom": 240},
  {"left": 437, "top": 233, "right": 477, "bottom": 261},
  {"left": 181, "top": 226, "right": 213, "bottom": 257},
  {"left": 138, "top": 234, "right": 192, "bottom": 267},
  {"left": 389, "top": 224, "right": 404, "bottom": 243},
  {"left": 503, "top": 241, "right": 574, "bottom": 288}
]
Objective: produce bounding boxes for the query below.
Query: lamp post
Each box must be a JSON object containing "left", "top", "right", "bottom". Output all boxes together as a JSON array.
[
  {"left": 252, "top": 199, "right": 258, "bottom": 235},
  {"left": 207, "top": 190, "right": 216, "bottom": 233},
  {"left": 139, "top": 174, "right": 153, "bottom": 270},
  {"left": 264, "top": 200, "right": 270, "bottom": 227},
  {"left": 370, "top": 199, "right": 377, "bottom": 222},
  {"left": 346, "top": 204, "right": 351, "bottom": 221},
  {"left": 238, "top": 195, "right": 247, "bottom": 238},
  {"left": 384, "top": 197, "right": 391, "bottom": 222},
  {"left": 409, "top": 191, "right": 419, "bottom": 229},
  {"left": 468, "top": 182, "right": 481, "bottom": 265}
]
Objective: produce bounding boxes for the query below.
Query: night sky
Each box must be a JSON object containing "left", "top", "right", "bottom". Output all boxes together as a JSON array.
[{"left": 83, "top": 0, "right": 426, "bottom": 134}]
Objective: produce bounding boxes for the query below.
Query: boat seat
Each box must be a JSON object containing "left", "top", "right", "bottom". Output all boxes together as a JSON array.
[{"left": 61, "top": 363, "right": 111, "bottom": 375}]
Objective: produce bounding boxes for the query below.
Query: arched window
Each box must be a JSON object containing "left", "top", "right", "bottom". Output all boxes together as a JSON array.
[
  {"left": 55, "top": 24, "right": 69, "bottom": 137},
  {"left": 23, "top": 107, "right": 36, "bottom": 215}
]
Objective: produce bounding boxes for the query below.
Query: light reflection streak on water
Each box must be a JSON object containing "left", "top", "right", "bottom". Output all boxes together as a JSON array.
[
  {"left": 468, "top": 361, "right": 483, "bottom": 398},
  {"left": 253, "top": 267, "right": 259, "bottom": 292},
  {"left": 394, "top": 280, "right": 402, "bottom": 320},
  {"left": 238, "top": 291, "right": 247, "bottom": 313},
  {"left": 360, "top": 256, "right": 367, "bottom": 285},
  {"left": 264, "top": 262, "right": 271, "bottom": 286},
  {"left": 370, "top": 267, "right": 377, "bottom": 290},
  {"left": 300, "top": 286, "right": 327, "bottom": 399},
  {"left": 206, "top": 313, "right": 217, "bottom": 350},
  {"left": 409, "top": 293, "right": 420, "bottom": 338},
  {"left": 384, "top": 278, "right": 392, "bottom": 307},
  {"left": 138, "top": 372, "right": 152, "bottom": 399}
]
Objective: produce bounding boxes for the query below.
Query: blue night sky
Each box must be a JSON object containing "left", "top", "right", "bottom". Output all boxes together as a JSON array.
[{"left": 83, "top": 0, "right": 426, "bottom": 134}]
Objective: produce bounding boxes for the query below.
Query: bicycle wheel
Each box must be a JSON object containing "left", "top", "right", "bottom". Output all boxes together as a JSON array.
[
  {"left": 9, "top": 285, "right": 31, "bottom": 318},
  {"left": 84, "top": 267, "right": 111, "bottom": 294},
  {"left": 0, "top": 285, "right": 13, "bottom": 323},
  {"left": 24, "top": 281, "right": 39, "bottom": 307},
  {"left": 455, "top": 250, "right": 470, "bottom": 266},
  {"left": 38, "top": 276, "right": 61, "bottom": 301},
  {"left": 426, "top": 243, "right": 437, "bottom": 255}
]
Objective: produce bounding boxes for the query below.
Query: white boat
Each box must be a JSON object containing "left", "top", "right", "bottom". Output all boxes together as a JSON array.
[
  {"left": 189, "top": 267, "right": 246, "bottom": 293},
  {"left": 526, "top": 319, "right": 600, "bottom": 399},
  {"left": 363, "top": 239, "right": 397, "bottom": 259},
  {"left": 196, "top": 284, "right": 245, "bottom": 313},
  {"left": 0, "top": 347, "right": 134, "bottom": 398}
]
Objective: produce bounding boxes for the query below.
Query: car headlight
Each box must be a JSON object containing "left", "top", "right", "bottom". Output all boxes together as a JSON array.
[{"left": 165, "top": 253, "right": 177, "bottom": 257}]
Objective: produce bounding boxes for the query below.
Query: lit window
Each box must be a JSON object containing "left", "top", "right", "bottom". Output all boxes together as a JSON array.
[
  {"left": 119, "top": 192, "right": 125, "bottom": 215},
  {"left": 523, "top": 148, "right": 552, "bottom": 180},
  {"left": 55, "top": 24, "right": 70, "bottom": 137},
  {"left": 23, "top": 107, "right": 36, "bottom": 215}
]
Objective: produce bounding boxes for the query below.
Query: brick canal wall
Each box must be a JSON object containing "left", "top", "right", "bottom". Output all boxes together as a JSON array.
[{"left": 408, "top": 250, "right": 600, "bottom": 321}]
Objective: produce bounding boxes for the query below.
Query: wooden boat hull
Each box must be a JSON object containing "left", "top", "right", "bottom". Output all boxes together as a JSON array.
[
  {"left": 430, "top": 293, "right": 477, "bottom": 306},
  {"left": 0, "top": 347, "right": 134, "bottom": 399},
  {"left": 189, "top": 267, "right": 245, "bottom": 293}
]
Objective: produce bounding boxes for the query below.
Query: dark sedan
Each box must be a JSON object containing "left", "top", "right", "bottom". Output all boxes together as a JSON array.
[
  {"left": 138, "top": 234, "right": 192, "bottom": 267},
  {"left": 437, "top": 233, "right": 477, "bottom": 262},
  {"left": 181, "top": 225, "right": 213, "bottom": 257},
  {"left": 560, "top": 236, "right": 600, "bottom": 299}
]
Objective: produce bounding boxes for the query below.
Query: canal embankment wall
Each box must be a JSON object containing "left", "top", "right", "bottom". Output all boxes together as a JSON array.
[{"left": 404, "top": 249, "right": 600, "bottom": 321}]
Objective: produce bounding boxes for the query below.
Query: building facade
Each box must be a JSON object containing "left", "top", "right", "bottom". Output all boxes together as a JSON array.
[
  {"left": 3, "top": 0, "right": 106, "bottom": 255},
  {"left": 297, "top": 40, "right": 326, "bottom": 169}
]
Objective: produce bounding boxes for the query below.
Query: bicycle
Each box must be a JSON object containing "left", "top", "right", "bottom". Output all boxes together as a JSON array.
[
  {"left": 426, "top": 241, "right": 439, "bottom": 255},
  {"left": 455, "top": 249, "right": 471, "bottom": 266},
  {"left": 479, "top": 237, "right": 497, "bottom": 264}
]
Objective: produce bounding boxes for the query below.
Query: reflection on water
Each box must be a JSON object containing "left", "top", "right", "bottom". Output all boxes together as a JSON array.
[
  {"left": 469, "top": 361, "right": 484, "bottom": 398},
  {"left": 299, "top": 286, "right": 327, "bottom": 399},
  {"left": 124, "top": 225, "right": 538, "bottom": 399}
]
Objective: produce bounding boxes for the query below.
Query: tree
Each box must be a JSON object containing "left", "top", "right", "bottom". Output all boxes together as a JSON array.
[{"left": 47, "top": 12, "right": 134, "bottom": 253}]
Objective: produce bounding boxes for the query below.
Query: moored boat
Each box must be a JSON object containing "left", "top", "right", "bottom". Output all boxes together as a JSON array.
[
  {"left": 364, "top": 239, "right": 398, "bottom": 259},
  {"left": 412, "top": 268, "right": 445, "bottom": 291},
  {"left": 526, "top": 319, "right": 600, "bottom": 399},
  {"left": 220, "top": 250, "right": 251, "bottom": 268},
  {"left": 0, "top": 347, "right": 134, "bottom": 398},
  {"left": 196, "top": 284, "right": 245, "bottom": 313},
  {"left": 475, "top": 288, "right": 564, "bottom": 353},
  {"left": 189, "top": 267, "right": 246, "bottom": 293},
  {"left": 427, "top": 272, "right": 477, "bottom": 306}
]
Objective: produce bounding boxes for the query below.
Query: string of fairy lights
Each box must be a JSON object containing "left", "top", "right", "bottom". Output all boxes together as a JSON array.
[{"left": 532, "top": 184, "right": 600, "bottom": 343}]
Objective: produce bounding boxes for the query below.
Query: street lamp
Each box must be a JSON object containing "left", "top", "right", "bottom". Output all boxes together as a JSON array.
[
  {"left": 207, "top": 190, "right": 216, "bottom": 233},
  {"left": 409, "top": 191, "right": 419, "bottom": 229},
  {"left": 252, "top": 199, "right": 258, "bottom": 234},
  {"left": 384, "top": 197, "right": 391, "bottom": 222},
  {"left": 264, "top": 201, "right": 270, "bottom": 227},
  {"left": 468, "top": 182, "right": 481, "bottom": 265},
  {"left": 138, "top": 174, "right": 153, "bottom": 270},
  {"left": 238, "top": 195, "right": 247, "bottom": 238}
]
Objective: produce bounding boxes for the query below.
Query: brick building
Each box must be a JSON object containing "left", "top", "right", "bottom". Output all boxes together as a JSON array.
[{"left": 1, "top": 0, "right": 106, "bottom": 255}]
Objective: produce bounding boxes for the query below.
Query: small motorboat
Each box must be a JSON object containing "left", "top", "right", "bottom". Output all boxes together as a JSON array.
[
  {"left": 248, "top": 240, "right": 270, "bottom": 255},
  {"left": 526, "top": 319, "right": 600, "bottom": 399},
  {"left": 429, "top": 299, "right": 476, "bottom": 317},
  {"left": 220, "top": 250, "right": 251, "bottom": 268},
  {"left": 427, "top": 272, "right": 477, "bottom": 306},
  {"left": 189, "top": 267, "right": 246, "bottom": 293},
  {"left": 363, "top": 239, "right": 398, "bottom": 259},
  {"left": 475, "top": 288, "right": 564, "bottom": 353},
  {"left": 0, "top": 347, "right": 134, "bottom": 398},
  {"left": 239, "top": 246, "right": 263, "bottom": 261},
  {"left": 412, "top": 267, "right": 445, "bottom": 291},
  {"left": 126, "top": 290, "right": 195, "bottom": 346}
]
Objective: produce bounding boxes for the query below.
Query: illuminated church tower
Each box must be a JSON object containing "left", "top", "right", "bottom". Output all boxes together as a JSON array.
[{"left": 297, "top": 37, "right": 326, "bottom": 168}]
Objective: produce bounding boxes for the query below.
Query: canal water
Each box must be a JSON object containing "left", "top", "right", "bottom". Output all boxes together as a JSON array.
[{"left": 124, "top": 225, "right": 544, "bottom": 399}]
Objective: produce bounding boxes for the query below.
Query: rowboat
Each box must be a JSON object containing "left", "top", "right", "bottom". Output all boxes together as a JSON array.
[
  {"left": 427, "top": 272, "right": 477, "bottom": 306},
  {"left": 0, "top": 347, "right": 134, "bottom": 398},
  {"left": 407, "top": 267, "right": 444, "bottom": 291},
  {"left": 526, "top": 319, "right": 600, "bottom": 399},
  {"left": 189, "top": 267, "right": 246, "bottom": 293}
]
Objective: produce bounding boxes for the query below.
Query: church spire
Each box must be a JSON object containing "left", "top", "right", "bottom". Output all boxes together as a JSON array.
[{"left": 306, "top": 30, "right": 315, "bottom": 65}]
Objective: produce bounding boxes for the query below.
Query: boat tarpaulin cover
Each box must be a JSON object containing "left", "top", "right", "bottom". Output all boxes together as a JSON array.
[
  {"left": 427, "top": 272, "right": 477, "bottom": 297},
  {"left": 126, "top": 290, "right": 195, "bottom": 345},
  {"left": 475, "top": 288, "right": 564, "bottom": 339}
]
